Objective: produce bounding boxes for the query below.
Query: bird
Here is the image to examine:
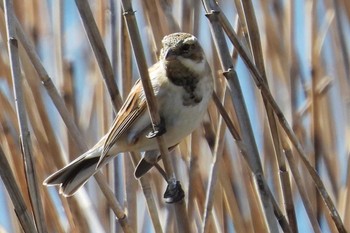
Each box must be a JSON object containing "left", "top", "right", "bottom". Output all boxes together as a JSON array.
[{"left": 43, "top": 32, "right": 213, "bottom": 197}]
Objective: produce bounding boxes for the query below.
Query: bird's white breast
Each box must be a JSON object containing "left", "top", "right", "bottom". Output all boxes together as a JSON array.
[
  {"left": 121, "top": 59, "right": 213, "bottom": 152},
  {"left": 159, "top": 71, "right": 212, "bottom": 146}
]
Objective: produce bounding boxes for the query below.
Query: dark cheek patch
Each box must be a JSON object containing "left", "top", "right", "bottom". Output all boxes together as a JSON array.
[
  {"left": 182, "top": 47, "right": 203, "bottom": 62},
  {"left": 190, "top": 52, "right": 203, "bottom": 62}
]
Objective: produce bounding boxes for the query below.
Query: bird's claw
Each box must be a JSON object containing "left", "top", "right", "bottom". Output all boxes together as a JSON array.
[
  {"left": 146, "top": 117, "right": 166, "bottom": 139},
  {"left": 163, "top": 181, "right": 184, "bottom": 203}
]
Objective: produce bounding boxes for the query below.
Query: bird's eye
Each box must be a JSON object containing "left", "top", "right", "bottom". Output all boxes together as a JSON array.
[{"left": 181, "top": 43, "right": 192, "bottom": 52}]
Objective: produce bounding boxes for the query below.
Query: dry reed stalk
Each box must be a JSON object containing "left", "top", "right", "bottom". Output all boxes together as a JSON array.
[
  {"left": 118, "top": 9, "right": 133, "bottom": 99},
  {"left": 91, "top": 64, "right": 112, "bottom": 226},
  {"left": 10, "top": 12, "right": 87, "bottom": 151},
  {"left": 19, "top": 51, "right": 64, "bottom": 169},
  {"left": 0, "top": 134, "right": 24, "bottom": 233},
  {"left": 110, "top": 0, "right": 118, "bottom": 76},
  {"left": 265, "top": 186, "right": 293, "bottom": 233},
  {"left": 53, "top": 0, "right": 64, "bottom": 91},
  {"left": 120, "top": 0, "right": 172, "bottom": 177},
  {"left": 4, "top": 0, "right": 46, "bottom": 232},
  {"left": 1, "top": 50, "right": 82, "bottom": 230},
  {"left": 7, "top": 3, "right": 132, "bottom": 231},
  {"left": 123, "top": 155, "right": 138, "bottom": 232},
  {"left": 94, "top": 171, "right": 133, "bottom": 233},
  {"left": 132, "top": 172, "right": 163, "bottom": 233},
  {"left": 181, "top": 0, "right": 193, "bottom": 33},
  {"left": 310, "top": 1, "right": 327, "bottom": 221},
  {"left": 187, "top": 129, "right": 202, "bottom": 222},
  {"left": 74, "top": 0, "right": 122, "bottom": 111},
  {"left": 205, "top": 1, "right": 348, "bottom": 233},
  {"left": 216, "top": 4, "right": 347, "bottom": 231},
  {"left": 114, "top": 3, "right": 164, "bottom": 232},
  {"left": 141, "top": 0, "right": 166, "bottom": 52},
  {"left": 0, "top": 147, "right": 37, "bottom": 233},
  {"left": 342, "top": 0, "right": 350, "bottom": 21},
  {"left": 62, "top": 62, "right": 80, "bottom": 161},
  {"left": 318, "top": 0, "right": 345, "bottom": 223},
  {"left": 34, "top": 148, "right": 65, "bottom": 233},
  {"left": 323, "top": 202, "right": 341, "bottom": 233},
  {"left": 340, "top": 1, "right": 350, "bottom": 224},
  {"left": 21, "top": 50, "right": 90, "bottom": 232},
  {"left": 331, "top": 0, "right": 350, "bottom": 81},
  {"left": 284, "top": 145, "right": 322, "bottom": 233},
  {"left": 110, "top": 3, "right": 138, "bottom": 230},
  {"left": 210, "top": 45, "right": 294, "bottom": 233},
  {"left": 120, "top": 1, "right": 191, "bottom": 232},
  {"left": 232, "top": 0, "right": 249, "bottom": 45},
  {"left": 202, "top": 95, "right": 226, "bottom": 233},
  {"left": 345, "top": 149, "right": 350, "bottom": 228},
  {"left": 212, "top": 188, "right": 224, "bottom": 233},
  {"left": 209, "top": 88, "right": 252, "bottom": 232},
  {"left": 158, "top": 0, "right": 180, "bottom": 33},
  {"left": 0, "top": 93, "right": 31, "bottom": 207},
  {"left": 95, "top": 64, "right": 112, "bottom": 229},
  {"left": 202, "top": 1, "right": 279, "bottom": 231},
  {"left": 0, "top": 0, "right": 348, "bottom": 232},
  {"left": 219, "top": 157, "right": 248, "bottom": 233},
  {"left": 241, "top": 158, "right": 269, "bottom": 233},
  {"left": 260, "top": 1, "right": 299, "bottom": 231},
  {"left": 191, "top": 1, "right": 202, "bottom": 36}
]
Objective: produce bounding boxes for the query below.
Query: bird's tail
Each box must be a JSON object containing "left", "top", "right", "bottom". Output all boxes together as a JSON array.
[{"left": 43, "top": 148, "right": 103, "bottom": 196}]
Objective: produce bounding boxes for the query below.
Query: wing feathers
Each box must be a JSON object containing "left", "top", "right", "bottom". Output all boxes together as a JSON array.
[
  {"left": 97, "top": 63, "right": 164, "bottom": 169},
  {"left": 96, "top": 80, "right": 148, "bottom": 168}
]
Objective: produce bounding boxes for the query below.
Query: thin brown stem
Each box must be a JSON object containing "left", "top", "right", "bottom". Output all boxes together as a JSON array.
[
  {"left": 4, "top": 1, "right": 46, "bottom": 232},
  {"left": 202, "top": 1, "right": 278, "bottom": 231},
  {"left": 0, "top": 147, "right": 37, "bottom": 233},
  {"left": 120, "top": 0, "right": 191, "bottom": 232},
  {"left": 212, "top": 5, "right": 346, "bottom": 232}
]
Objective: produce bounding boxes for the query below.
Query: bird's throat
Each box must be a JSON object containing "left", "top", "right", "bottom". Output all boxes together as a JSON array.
[{"left": 166, "top": 62, "right": 203, "bottom": 106}]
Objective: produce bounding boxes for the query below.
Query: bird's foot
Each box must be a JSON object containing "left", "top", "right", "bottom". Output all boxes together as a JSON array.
[
  {"left": 163, "top": 180, "right": 185, "bottom": 203},
  {"left": 146, "top": 117, "right": 166, "bottom": 139}
]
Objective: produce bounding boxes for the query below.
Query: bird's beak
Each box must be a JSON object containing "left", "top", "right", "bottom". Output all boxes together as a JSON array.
[{"left": 165, "top": 48, "right": 177, "bottom": 61}]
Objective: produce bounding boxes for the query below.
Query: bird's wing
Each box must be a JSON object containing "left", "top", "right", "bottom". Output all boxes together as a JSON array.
[
  {"left": 97, "top": 63, "right": 163, "bottom": 168},
  {"left": 102, "top": 79, "right": 147, "bottom": 155}
]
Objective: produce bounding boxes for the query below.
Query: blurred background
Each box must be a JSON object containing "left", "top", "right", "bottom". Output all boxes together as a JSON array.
[{"left": 0, "top": 0, "right": 349, "bottom": 232}]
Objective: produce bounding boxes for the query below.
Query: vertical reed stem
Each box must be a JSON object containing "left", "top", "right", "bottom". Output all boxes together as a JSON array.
[{"left": 4, "top": 0, "right": 47, "bottom": 232}]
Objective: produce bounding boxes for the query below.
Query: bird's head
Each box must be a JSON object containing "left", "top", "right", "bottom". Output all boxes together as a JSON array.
[{"left": 160, "top": 33, "right": 206, "bottom": 75}]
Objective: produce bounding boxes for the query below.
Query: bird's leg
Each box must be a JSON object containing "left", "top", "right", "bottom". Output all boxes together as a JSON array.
[
  {"left": 146, "top": 117, "right": 166, "bottom": 139},
  {"left": 154, "top": 163, "right": 185, "bottom": 203}
]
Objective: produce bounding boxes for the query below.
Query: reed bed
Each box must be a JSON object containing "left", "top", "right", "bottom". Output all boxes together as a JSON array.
[{"left": 0, "top": 0, "right": 349, "bottom": 232}]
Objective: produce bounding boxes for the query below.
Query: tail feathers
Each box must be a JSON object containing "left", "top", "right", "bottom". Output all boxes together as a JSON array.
[
  {"left": 134, "top": 158, "right": 154, "bottom": 178},
  {"left": 44, "top": 155, "right": 100, "bottom": 197},
  {"left": 134, "top": 156, "right": 162, "bottom": 178}
]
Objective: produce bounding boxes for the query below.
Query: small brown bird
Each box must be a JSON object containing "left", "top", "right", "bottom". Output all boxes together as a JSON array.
[{"left": 44, "top": 32, "right": 213, "bottom": 196}]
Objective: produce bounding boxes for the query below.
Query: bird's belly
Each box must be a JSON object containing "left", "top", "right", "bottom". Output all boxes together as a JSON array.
[
  {"left": 163, "top": 104, "right": 205, "bottom": 144},
  {"left": 128, "top": 100, "right": 207, "bottom": 152},
  {"left": 120, "top": 76, "right": 212, "bottom": 153}
]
